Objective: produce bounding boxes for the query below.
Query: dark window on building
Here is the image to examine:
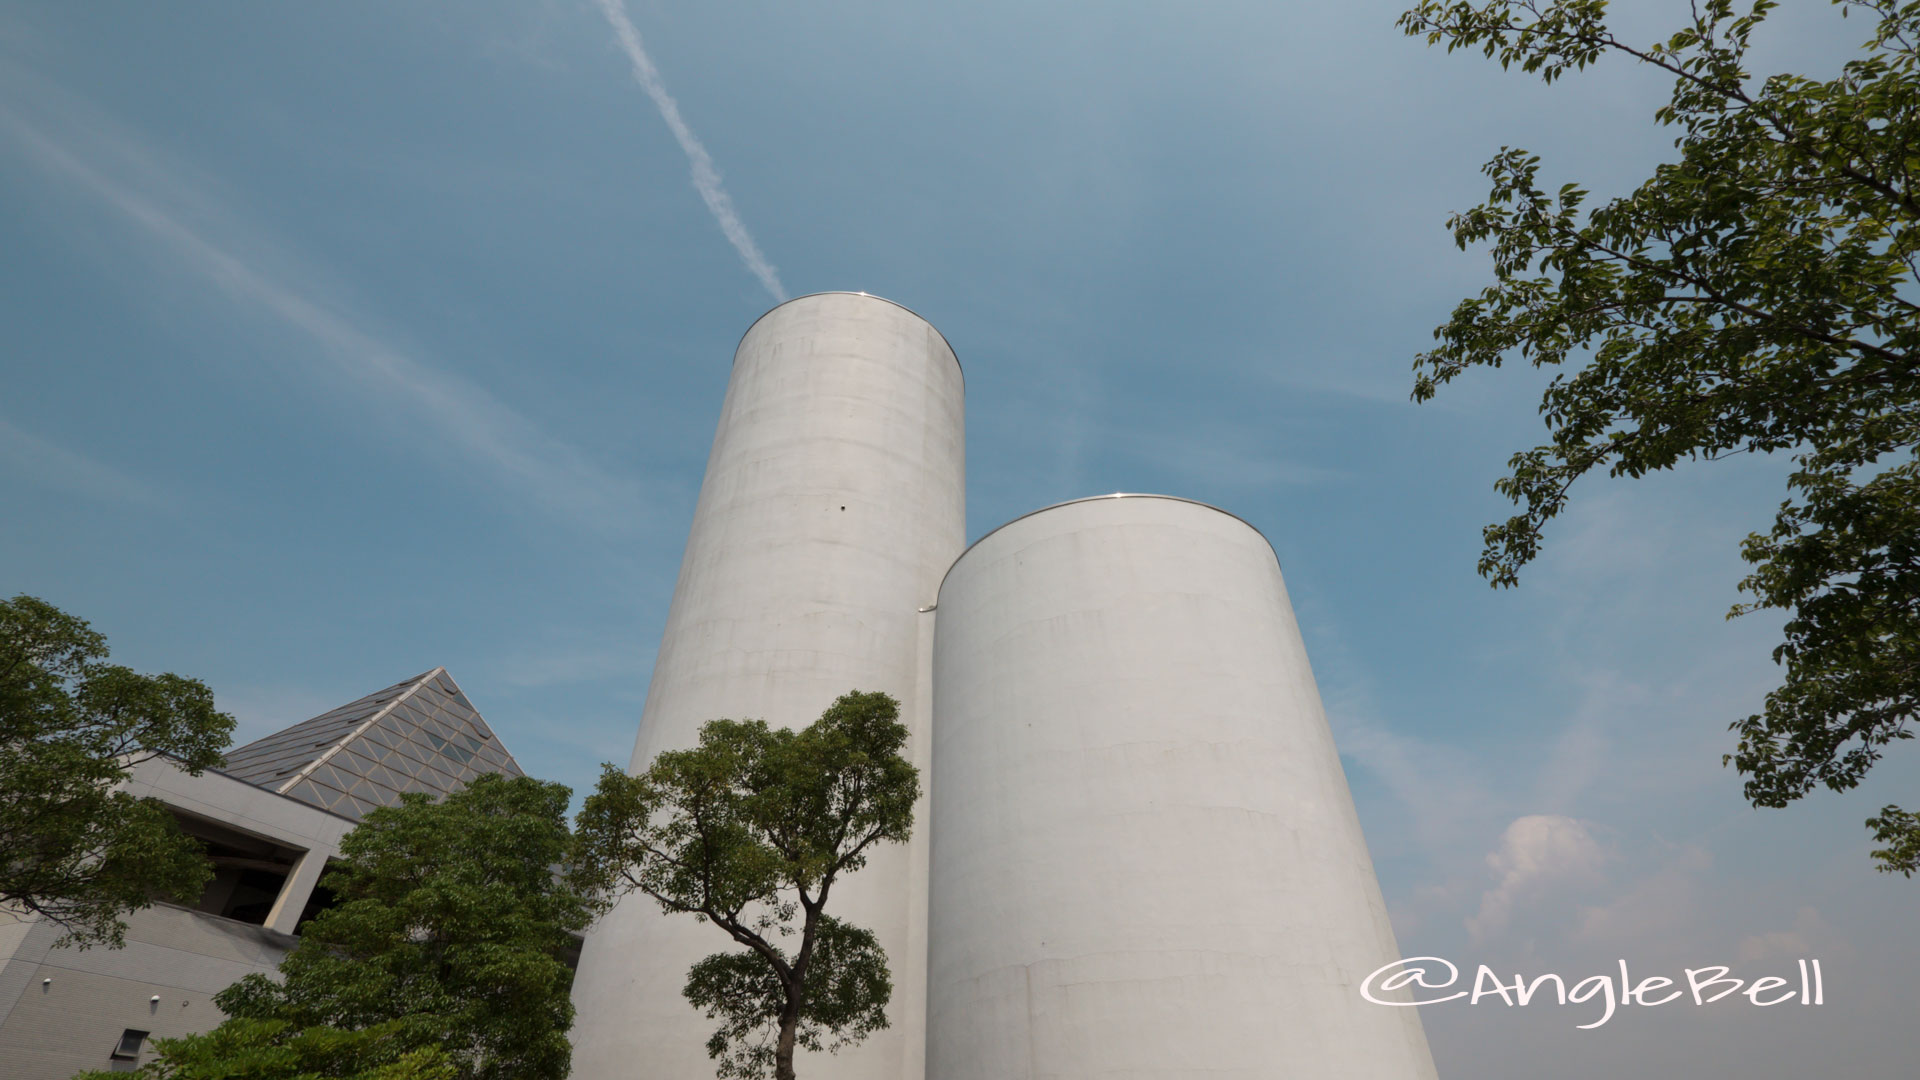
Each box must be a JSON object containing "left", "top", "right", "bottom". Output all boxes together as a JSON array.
[
  {"left": 168, "top": 811, "right": 306, "bottom": 926},
  {"left": 110, "top": 1029, "right": 148, "bottom": 1060},
  {"left": 293, "top": 859, "right": 348, "bottom": 934},
  {"left": 219, "top": 868, "right": 291, "bottom": 924}
]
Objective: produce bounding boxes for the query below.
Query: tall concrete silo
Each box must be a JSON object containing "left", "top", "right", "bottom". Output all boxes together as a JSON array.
[
  {"left": 569, "top": 292, "right": 965, "bottom": 1080},
  {"left": 925, "top": 494, "right": 1437, "bottom": 1079}
]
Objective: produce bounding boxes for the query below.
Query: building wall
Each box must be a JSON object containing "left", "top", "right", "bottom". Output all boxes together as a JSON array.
[
  {"left": 568, "top": 292, "right": 966, "bottom": 1080},
  {"left": 0, "top": 905, "right": 296, "bottom": 1079},
  {"left": 925, "top": 495, "right": 1438, "bottom": 1079},
  {"left": 120, "top": 757, "right": 354, "bottom": 937},
  {"left": 0, "top": 758, "right": 351, "bottom": 1077}
]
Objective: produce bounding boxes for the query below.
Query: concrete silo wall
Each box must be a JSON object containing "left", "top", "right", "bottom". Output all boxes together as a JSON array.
[
  {"left": 925, "top": 494, "right": 1436, "bottom": 1079},
  {"left": 569, "top": 292, "right": 965, "bottom": 1080}
]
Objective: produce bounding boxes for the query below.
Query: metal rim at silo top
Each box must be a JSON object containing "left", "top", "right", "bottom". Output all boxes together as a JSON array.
[
  {"left": 935, "top": 493, "right": 1280, "bottom": 600},
  {"left": 734, "top": 292, "right": 964, "bottom": 385}
]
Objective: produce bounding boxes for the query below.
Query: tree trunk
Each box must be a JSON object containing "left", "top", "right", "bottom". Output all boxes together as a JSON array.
[{"left": 775, "top": 1010, "right": 799, "bottom": 1080}]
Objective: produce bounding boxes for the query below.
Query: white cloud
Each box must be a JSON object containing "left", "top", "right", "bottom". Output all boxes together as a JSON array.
[
  {"left": 1469, "top": 814, "right": 1610, "bottom": 943},
  {"left": 1571, "top": 843, "right": 1711, "bottom": 948},
  {"left": 1330, "top": 703, "right": 1502, "bottom": 854},
  {"left": 590, "top": 0, "right": 786, "bottom": 302},
  {"left": 1736, "top": 907, "right": 1849, "bottom": 966}
]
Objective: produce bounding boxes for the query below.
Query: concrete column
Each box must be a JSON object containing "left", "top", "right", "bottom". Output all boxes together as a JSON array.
[
  {"left": 569, "top": 293, "right": 965, "bottom": 1080},
  {"left": 926, "top": 494, "right": 1438, "bottom": 1080},
  {"left": 264, "top": 849, "right": 327, "bottom": 936}
]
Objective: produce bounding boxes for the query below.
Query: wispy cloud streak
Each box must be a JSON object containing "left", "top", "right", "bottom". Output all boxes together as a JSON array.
[
  {"left": 0, "top": 107, "right": 640, "bottom": 533},
  {"left": 590, "top": 0, "right": 786, "bottom": 301},
  {"left": 0, "top": 420, "right": 166, "bottom": 508}
]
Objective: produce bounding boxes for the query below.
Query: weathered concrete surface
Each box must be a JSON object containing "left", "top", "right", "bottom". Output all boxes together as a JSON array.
[
  {"left": 926, "top": 495, "right": 1437, "bottom": 1080},
  {"left": 568, "top": 292, "right": 965, "bottom": 1080},
  {"left": 0, "top": 758, "right": 350, "bottom": 1078}
]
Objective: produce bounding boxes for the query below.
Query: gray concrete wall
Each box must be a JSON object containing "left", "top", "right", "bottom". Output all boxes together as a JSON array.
[
  {"left": 568, "top": 293, "right": 966, "bottom": 1080},
  {"left": 0, "top": 905, "right": 295, "bottom": 1078},
  {"left": 926, "top": 495, "right": 1438, "bottom": 1079},
  {"left": 0, "top": 758, "right": 350, "bottom": 1077}
]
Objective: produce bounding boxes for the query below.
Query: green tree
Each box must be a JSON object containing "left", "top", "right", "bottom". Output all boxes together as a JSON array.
[
  {"left": 0, "top": 594, "right": 233, "bottom": 947},
  {"left": 1398, "top": 0, "right": 1920, "bottom": 875},
  {"left": 574, "top": 691, "right": 919, "bottom": 1080},
  {"left": 74, "top": 1018, "right": 459, "bottom": 1080},
  {"left": 117, "top": 772, "right": 598, "bottom": 1080}
]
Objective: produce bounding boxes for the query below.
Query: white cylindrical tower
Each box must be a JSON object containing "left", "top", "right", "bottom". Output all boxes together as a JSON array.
[
  {"left": 571, "top": 292, "right": 965, "bottom": 1080},
  {"left": 926, "top": 495, "right": 1436, "bottom": 1079}
]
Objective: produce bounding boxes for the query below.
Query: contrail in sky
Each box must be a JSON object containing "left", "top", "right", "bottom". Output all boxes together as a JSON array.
[
  {"left": 591, "top": 0, "right": 787, "bottom": 302},
  {"left": 0, "top": 105, "right": 643, "bottom": 534}
]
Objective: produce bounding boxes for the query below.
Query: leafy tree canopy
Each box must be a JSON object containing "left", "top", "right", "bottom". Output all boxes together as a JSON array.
[
  {"left": 0, "top": 594, "right": 233, "bottom": 947},
  {"left": 574, "top": 690, "right": 919, "bottom": 1080},
  {"left": 122, "top": 773, "right": 599, "bottom": 1080},
  {"left": 73, "top": 1018, "right": 459, "bottom": 1080},
  {"left": 1398, "top": 0, "right": 1920, "bottom": 875}
]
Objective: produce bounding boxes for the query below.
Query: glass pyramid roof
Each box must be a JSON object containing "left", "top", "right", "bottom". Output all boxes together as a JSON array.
[{"left": 221, "top": 667, "right": 525, "bottom": 821}]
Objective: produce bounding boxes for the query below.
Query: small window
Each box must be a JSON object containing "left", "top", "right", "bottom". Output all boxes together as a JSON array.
[{"left": 110, "top": 1029, "right": 148, "bottom": 1060}]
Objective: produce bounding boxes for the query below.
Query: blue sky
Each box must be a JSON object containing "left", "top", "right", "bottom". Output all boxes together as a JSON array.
[{"left": 3, "top": 1, "right": 1915, "bottom": 1074}]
